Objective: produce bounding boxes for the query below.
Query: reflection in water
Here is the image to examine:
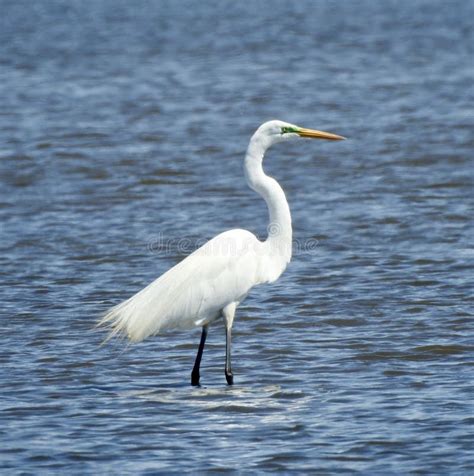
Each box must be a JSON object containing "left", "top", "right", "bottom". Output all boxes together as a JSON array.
[{"left": 123, "top": 384, "right": 309, "bottom": 413}]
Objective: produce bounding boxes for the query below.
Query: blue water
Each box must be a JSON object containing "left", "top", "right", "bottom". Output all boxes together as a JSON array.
[{"left": 1, "top": 0, "right": 473, "bottom": 473}]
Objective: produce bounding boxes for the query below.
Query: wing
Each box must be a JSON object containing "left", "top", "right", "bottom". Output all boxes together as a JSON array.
[{"left": 99, "top": 229, "right": 265, "bottom": 342}]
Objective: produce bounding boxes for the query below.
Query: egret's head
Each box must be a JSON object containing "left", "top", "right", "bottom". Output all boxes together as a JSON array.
[{"left": 252, "top": 120, "right": 345, "bottom": 148}]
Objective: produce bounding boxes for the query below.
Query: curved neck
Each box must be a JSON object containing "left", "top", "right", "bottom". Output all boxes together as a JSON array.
[{"left": 244, "top": 137, "right": 292, "bottom": 264}]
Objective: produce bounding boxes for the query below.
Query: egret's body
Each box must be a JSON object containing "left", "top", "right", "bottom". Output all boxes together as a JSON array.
[
  {"left": 104, "top": 228, "right": 267, "bottom": 340},
  {"left": 99, "top": 120, "right": 344, "bottom": 385}
]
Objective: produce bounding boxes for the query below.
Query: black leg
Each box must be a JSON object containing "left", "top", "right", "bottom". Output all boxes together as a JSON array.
[
  {"left": 225, "top": 325, "right": 233, "bottom": 385},
  {"left": 191, "top": 325, "right": 208, "bottom": 386}
]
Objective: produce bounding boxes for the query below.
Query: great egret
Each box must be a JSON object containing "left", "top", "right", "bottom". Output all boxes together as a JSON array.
[{"left": 99, "top": 120, "right": 344, "bottom": 385}]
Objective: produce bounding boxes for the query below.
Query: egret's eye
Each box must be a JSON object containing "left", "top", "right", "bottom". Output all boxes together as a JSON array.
[{"left": 281, "top": 126, "right": 297, "bottom": 135}]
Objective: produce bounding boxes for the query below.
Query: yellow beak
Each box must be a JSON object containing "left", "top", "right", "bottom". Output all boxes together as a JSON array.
[{"left": 297, "top": 127, "right": 345, "bottom": 141}]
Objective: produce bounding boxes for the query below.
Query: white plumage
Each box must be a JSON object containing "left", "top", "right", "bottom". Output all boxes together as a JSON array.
[
  {"left": 101, "top": 229, "right": 278, "bottom": 341},
  {"left": 99, "top": 120, "right": 344, "bottom": 385}
]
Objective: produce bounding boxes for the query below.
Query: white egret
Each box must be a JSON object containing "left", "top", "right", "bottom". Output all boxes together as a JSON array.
[{"left": 99, "top": 120, "right": 344, "bottom": 385}]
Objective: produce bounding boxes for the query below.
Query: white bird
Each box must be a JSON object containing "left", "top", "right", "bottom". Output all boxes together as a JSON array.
[{"left": 99, "top": 120, "right": 344, "bottom": 385}]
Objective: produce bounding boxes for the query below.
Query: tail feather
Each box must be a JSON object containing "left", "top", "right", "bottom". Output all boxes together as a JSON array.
[{"left": 96, "top": 299, "right": 131, "bottom": 344}]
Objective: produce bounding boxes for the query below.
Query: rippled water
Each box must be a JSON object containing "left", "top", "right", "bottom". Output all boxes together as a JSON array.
[{"left": 1, "top": 0, "right": 473, "bottom": 473}]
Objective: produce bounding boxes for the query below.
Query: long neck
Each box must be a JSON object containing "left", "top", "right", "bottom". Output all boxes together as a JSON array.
[{"left": 244, "top": 137, "right": 292, "bottom": 265}]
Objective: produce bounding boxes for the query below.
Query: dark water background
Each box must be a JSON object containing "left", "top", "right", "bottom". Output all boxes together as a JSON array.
[{"left": 1, "top": 0, "right": 473, "bottom": 473}]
